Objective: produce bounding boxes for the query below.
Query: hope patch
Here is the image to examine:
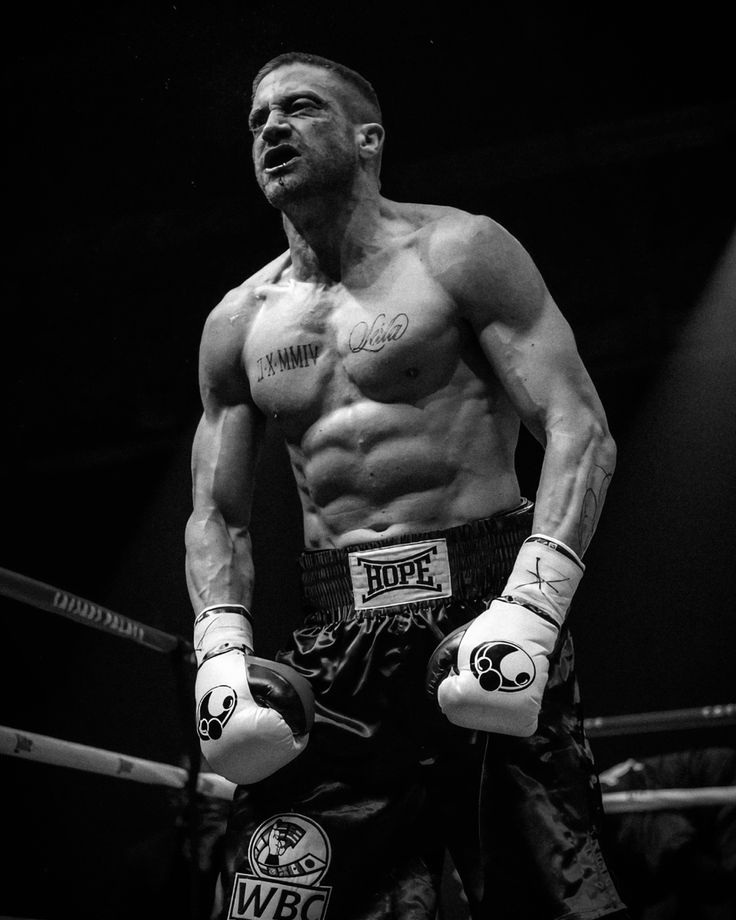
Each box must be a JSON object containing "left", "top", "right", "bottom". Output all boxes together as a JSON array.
[{"left": 348, "top": 539, "right": 452, "bottom": 610}]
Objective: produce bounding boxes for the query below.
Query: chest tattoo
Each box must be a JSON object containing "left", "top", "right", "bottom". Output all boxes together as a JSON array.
[
  {"left": 256, "top": 342, "right": 320, "bottom": 382},
  {"left": 348, "top": 312, "right": 409, "bottom": 353}
]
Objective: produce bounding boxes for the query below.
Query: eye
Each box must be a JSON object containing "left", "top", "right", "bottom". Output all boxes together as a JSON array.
[
  {"left": 289, "top": 97, "right": 319, "bottom": 115},
  {"left": 248, "top": 112, "right": 266, "bottom": 135}
]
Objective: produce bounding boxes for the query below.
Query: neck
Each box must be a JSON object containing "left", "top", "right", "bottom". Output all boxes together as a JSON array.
[{"left": 281, "top": 180, "right": 385, "bottom": 284}]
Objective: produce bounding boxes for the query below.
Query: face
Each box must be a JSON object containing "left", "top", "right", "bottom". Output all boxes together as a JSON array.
[{"left": 249, "top": 64, "right": 361, "bottom": 207}]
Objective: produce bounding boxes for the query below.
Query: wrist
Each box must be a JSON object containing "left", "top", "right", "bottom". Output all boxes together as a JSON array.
[
  {"left": 193, "top": 604, "right": 254, "bottom": 666},
  {"left": 501, "top": 534, "right": 585, "bottom": 626}
]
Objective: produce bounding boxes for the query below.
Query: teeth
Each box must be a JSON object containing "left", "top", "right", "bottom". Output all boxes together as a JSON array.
[
  {"left": 265, "top": 157, "right": 296, "bottom": 175},
  {"left": 264, "top": 148, "right": 297, "bottom": 172}
]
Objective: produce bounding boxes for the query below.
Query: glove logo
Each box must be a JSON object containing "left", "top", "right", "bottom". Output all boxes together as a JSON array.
[
  {"left": 469, "top": 641, "right": 536, "bottom": 693},
  {"left": 227, "top": 814, "right": 332, "bottom": 918},
  {"left": 196, "top": 684, "right": 237, "bottom": 741}
]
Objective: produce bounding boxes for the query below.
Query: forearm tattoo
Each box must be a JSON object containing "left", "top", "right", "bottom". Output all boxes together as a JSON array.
[{"left": 578, "top": 464, "right": 613, "bottom": 553}]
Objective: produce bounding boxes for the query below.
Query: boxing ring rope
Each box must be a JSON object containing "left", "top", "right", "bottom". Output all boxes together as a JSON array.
[
  {"left": 0, "top": 724, "right": 236, "bottom": 801},
  {"left": 2, "top": 564, "right": 735, "bottom": 816},
  {"left": 0, "top": 565, "right": 190, "bottom": 656},
  {"left": 602, "top": 786, "right": 736, "bottom": 813},
  {"left": 585, "top": 704, "right": 736, "bottom": 738}
]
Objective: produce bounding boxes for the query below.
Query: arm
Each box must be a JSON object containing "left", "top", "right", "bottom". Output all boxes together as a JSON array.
[
  {"left": 452, "top": 215, "right": 616, "bottom": 557},
  {"left": 427, "top": 215, "right": 616, "bottom": 735},
  {"left": 185, "top": 299, "right": 264, "bottom": 614},
  {"left": 185, "top": 296, "right": 314, "bottom": 783}
]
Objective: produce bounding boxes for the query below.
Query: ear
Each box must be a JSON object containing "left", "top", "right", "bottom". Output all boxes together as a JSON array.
[{"left": 356, "top": 123, "right": 385, "bottom": 162}]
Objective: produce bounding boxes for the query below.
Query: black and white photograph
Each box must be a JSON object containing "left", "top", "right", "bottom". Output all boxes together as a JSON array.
[{"left": 3, "top": 4, "right": 734, "bottom": 919}]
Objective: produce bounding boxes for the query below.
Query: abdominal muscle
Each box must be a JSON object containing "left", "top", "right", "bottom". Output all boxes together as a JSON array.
[{"left": 287, "top": 384, "right": 523, "bottom": 549}]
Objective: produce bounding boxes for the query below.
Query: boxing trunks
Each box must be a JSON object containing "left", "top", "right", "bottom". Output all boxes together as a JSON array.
[{"left": 219, "top": 503, "right": 628, "bottom": 920}]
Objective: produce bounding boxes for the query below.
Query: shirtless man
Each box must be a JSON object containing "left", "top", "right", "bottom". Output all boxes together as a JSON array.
[{"left": 186, "top": 52, "right": 628, "bottom": 920}]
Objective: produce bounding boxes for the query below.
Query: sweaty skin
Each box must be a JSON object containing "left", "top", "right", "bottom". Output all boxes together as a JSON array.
[{"left": 185, "top": 63, "right": 616, "bottom": 614}]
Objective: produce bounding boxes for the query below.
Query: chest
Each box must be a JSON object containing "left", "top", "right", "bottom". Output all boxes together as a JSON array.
[{"left": 244, "top": 262, "right": 461, "bottom": 419}]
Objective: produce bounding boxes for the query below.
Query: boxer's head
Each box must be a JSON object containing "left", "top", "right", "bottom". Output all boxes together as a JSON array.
[
  {"left": 252, "top": 53, "right": 382, "bottom": 126},
  {"left": 249, "top": 52, "right": 384, "bottom": 206}
]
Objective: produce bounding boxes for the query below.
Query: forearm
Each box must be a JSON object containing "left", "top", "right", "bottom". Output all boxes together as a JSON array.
[
  {"left": 185, "top": 508, "right": 255, "bottom": 614},
  {"left": 532, "top": 420, "right": 616, "bottom": 558}
]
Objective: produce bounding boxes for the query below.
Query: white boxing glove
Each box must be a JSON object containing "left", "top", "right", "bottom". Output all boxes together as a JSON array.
[
  {"left": 426, "top": 535, "right": 584, "bottom": 736},
  {"left": 194, "top": 604, "right": 315, "bottom": 784}
]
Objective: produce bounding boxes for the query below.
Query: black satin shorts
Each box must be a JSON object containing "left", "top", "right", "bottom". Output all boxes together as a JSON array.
[{"left": 219, "top": 507, "right": 628, "bottom": 920}]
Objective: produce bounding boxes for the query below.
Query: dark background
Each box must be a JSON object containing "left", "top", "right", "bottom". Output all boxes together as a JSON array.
[{"left": 2, "top": 2, "right": 734, "bottom": 917}]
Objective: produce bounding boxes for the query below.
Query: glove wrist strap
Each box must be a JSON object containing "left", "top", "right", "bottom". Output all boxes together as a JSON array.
[
  {"left": 193, "top": 604, "right": 254, "bottom": 667},
  {"left": 199, "top": 642, "right": 251, "bottom": 664},
  {"left": 502, "top": 534, "right": 585, "bottom": 627},
  {"left": 526, "top": 534, "right": 585, "bottom": 571}
]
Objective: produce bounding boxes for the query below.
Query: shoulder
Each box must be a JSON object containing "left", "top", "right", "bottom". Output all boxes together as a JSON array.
[
  {"left": 420, "top": 208, "right": 522, "bottom": 273},
  {"left": 390, "top": 201, "right": 524, "bottom": 279},
  {"left": 407, "top": 206, "right": 547, "bottom": 325},
  {"left": 389, "top": 200, "right": 492, "bottom": 245},
  {"left": 388, "top": 200, "right": 505, "bottom": 245},
  {"left": 202, "top": 250, "right": 291, "bottom": 340},
  {"left": 199, "top": 250, "right": 290, "bottom": 403},
  {"left": 201, "top": 250, "right": 291, "bottom": 350}
]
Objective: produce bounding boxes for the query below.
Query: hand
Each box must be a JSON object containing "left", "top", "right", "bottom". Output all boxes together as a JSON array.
[
  {"left": 194, "top": 605, "right": 315, "bottom": 784},
  {"left": 426, "top": 535, "right": 584, "bottom": 736}
]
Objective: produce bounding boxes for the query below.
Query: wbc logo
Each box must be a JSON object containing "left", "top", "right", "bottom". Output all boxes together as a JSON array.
[
  {"left": 348, "top": 539, "right": 453, "bottom": 610},
  {"left": 227, "top": 814, "right": 332, "bottom": 919}
]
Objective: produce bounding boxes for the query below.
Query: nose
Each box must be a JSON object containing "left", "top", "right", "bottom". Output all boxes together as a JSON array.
[{"left": 261, "top": 109, "right": 291, "bottom": 143}]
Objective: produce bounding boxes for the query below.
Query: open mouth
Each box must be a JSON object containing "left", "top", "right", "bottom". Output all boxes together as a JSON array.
[{"left": 263, "top": 145, "right": 300, "bottom": 175}]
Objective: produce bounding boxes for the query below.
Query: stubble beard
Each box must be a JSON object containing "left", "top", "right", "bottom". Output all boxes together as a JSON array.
[{"left": 260, "top": 145, "right": 357, "bottom": 213}]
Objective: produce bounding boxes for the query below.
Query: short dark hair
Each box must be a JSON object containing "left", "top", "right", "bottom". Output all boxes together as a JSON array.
[{"left": 251, "top": 52, "right": 382, "bottom": 125}]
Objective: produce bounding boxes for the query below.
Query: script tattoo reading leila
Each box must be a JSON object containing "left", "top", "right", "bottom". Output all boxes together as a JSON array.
[
  {"left": 349, "top": 313, "right": 409, "bottom": 353},
  {"left": 256, "top": 343, "right": 320, "bottom": 382}
]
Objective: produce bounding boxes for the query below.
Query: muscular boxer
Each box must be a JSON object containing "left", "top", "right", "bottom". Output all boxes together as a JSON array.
[{"left": 185, "top": 52, "right": 629, "bottom": 919}]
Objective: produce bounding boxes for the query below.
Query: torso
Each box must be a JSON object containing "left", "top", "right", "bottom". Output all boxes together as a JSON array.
[{"left": 234, "top": 203, "right": 522, "bottom": 547}]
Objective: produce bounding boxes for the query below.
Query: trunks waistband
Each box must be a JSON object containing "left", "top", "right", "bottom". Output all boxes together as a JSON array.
[{"left": 298, "top": 500, "right": 534, "bottom": 616}]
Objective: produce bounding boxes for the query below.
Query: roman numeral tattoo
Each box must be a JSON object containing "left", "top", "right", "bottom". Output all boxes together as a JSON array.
[{"left": 256, "top": 343, "right": 320, "bottom": 382}]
